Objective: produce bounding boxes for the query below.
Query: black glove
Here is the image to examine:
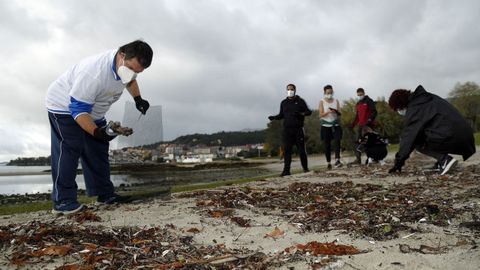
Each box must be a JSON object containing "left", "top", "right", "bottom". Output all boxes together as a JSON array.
[
  {"left": 366, "top": 118, "right": 374, "bottom": 126},
  {"left": 294, "top": 111, "right": 305, "bottom": 117},
  {"left": 388, "top": 164, "right": 402, "bottom": 174},
  {"left": 268, "top": 116, "right": 275, "bottom": 121},
  {"left": 134, "top": 96, "right": 150, "bottom": 114},
  {"left": 93, "top": 126, "right": 117, "bottom": 141}
]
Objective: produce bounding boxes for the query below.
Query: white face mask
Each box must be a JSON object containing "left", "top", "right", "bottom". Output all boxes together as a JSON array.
[
  {"left": 397, "top": 109, "right": 407, "bottom": 116},
  {"left": 324, "top": 94, "right": 333, "bottom": 99},
  {"left": 287, "top": 90, "right": 295, "bottom": 97},
  {"left": 117, "top": 58, "right": 137, "bottom": 84}
]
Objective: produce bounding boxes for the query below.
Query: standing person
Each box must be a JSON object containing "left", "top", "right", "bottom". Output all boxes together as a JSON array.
[
  {"left": 319, "top": 85, "right": 343, "bottom": 169},
  {"left": 349, "top": 88, "right": 377, "bottom": 165},
  {"left": 45, "top": 40, "right": 153, "bottom": 214},
  {"left": 268, "top": 84, "right": 312, "bottom": 176},
  {"left": 388, "top": 85, "right": 475, "bottom": 175}
]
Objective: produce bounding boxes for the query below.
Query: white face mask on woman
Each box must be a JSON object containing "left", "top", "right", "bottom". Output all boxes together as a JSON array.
[
  {"left": 117, "top": 58, "right": 137, "bottom": 84},
  {"left": 324, "top": 94, "right": 333, "bottom": 99},
  {"left": 397, "top": 108, "right": 407, "bottom": 116}
]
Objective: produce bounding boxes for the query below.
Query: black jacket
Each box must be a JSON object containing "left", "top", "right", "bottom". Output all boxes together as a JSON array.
[
  {"left": 272, "top": 95, "right": 312, "bottom": 128},
  {"left": 395, "top": 85, "right": 476, "bottom": 166},
  {"left": 362, "top": 132, "right": 388, "bottom": 160}
]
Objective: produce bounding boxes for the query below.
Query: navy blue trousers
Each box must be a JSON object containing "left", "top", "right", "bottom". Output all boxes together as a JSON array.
[{"left": 48, "top": 112, "right": 114, "bottom": 203}]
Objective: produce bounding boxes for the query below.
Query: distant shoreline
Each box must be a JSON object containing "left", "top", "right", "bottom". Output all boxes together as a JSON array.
[
  {"left": 0, "top": 171, "right": 51, "bottom": 176},
  {"left": 0, "top": 160, "right": 266, "bottom": 177}
]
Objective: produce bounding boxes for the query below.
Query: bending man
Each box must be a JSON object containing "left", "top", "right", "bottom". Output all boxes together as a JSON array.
[{"left": 45, "top": 40, "right": 153, "bottom": 214}]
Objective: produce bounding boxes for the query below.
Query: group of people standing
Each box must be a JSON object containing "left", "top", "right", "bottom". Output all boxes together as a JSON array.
[
  {"left": 268, "top": 84, "right": 379, "bottom": 176},
  {"left": 268, "top": 84, "right": 476, "bottom": 177}
]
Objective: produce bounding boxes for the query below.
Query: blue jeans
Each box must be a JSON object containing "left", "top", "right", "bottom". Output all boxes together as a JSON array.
[{"left": 48, "top": 112, "right": 114, "bottom": 203}]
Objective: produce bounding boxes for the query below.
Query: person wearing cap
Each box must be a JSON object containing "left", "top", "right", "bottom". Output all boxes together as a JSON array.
[
  {"left": 268, "top": 84, "right": 312, "bottom": 176},
  {"left": 388, "top": 85, "right": 476, "bottom": 175},
  {"left": 45, "top": 40, "right": 153, "bottom": 214}
]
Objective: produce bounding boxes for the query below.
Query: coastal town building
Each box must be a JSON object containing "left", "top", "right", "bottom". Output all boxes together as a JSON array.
[{"left": 109, "top": 143, "right": 265, "bottom": 164}]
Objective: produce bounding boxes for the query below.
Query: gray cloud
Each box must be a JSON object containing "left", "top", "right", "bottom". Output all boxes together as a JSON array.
[{"left": 0, "top": 0, "right": 479, "bottom": 161}]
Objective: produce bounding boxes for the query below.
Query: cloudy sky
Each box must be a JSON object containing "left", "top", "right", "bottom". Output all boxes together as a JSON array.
[{"left": 0, "top": 0, "right": 479, "bottom": 161}]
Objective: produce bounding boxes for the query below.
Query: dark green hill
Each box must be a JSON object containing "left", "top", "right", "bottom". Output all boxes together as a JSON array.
[{"left": 141, "top": 130, "right": 266, "bottom": 149}]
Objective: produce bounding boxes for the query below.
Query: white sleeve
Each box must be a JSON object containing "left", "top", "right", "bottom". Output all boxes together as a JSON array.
[{"left": 68, "top": 71, "right": 102, "bottom": 104}]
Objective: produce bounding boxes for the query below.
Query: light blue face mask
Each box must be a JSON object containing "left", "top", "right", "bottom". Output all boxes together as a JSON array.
[{"left": 397, "top": 109, "right": 407, "bottom": 116}]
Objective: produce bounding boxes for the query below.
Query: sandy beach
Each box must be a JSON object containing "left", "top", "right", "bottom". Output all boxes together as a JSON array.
[{"left": 0, "top": 151, "right": 479, "bottom": 269}]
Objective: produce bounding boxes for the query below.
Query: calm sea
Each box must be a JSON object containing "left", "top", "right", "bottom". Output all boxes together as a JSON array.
[
  {"left": 0, "top": 165, "right": 268, "bottom": 195},
  {"left": 0, "top": 164, "right": 145, "bottom": 195},
  {"left": 0, "top": 165, "right": 51, "bottom": 174}
]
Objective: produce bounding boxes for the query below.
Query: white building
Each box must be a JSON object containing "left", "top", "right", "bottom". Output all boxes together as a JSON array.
[{"left": 117, "top": 101, "right": 163, "bottom": 148}]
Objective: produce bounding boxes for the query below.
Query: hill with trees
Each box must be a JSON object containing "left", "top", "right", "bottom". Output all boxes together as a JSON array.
[
  {"left": 141, "top": 130, "right": 266, "bottom": 149},
  {"left": 7, "top": 156, "right": 51, "bottom": 166}
]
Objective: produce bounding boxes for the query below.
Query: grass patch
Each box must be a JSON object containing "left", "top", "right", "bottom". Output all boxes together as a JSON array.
[
  {"left": 0, "top": 201, "right": 53, "bottom": 216},
  {"left": 388, "top": 144, "right": 399, "bottom": 153},
  {"left": 0, "top": 197, "right": 93, "bottom": 216},
  {"left": 170, "top": 173, "right": 278, "bottom": 193},
  {"left": 475, "top": 132, "right": 480, "bottom": 145},
  {"left": 0, "top": 172, "right": 283, "bottom": 216}
]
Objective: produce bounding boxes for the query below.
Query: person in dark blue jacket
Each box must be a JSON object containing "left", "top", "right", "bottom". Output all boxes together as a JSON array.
[
  {"left": 269, "top": 84, "right": 312, "bottom": 176},
  {"left": 388, "top": 85, "right": 476, "bottom": 175}
]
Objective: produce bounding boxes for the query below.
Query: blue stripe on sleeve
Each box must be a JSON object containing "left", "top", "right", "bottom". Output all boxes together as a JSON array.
[{"left": 68, "top": 97, "right": 93, "bottom": 119}]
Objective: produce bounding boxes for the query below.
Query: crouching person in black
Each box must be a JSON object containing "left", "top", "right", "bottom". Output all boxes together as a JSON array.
[
  {"left": 388, "top": 85, "right": 476, "bottom": 175},
  {"left": 269, "top": 84, "right": 312, "bottom": 176},
  {"left": 359, "top": 126, "right": 388, "bottom": 165}
]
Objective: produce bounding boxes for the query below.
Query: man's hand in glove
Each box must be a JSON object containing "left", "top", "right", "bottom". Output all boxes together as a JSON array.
[
  {"left": 268, "top": 116, "right": 275, "bottom": 121},
  {"left": 93, "top": 121, "right": 133, "bottom": 141},
  {"left": 294, "top": 111, "right": 305, "bottom": 117},
  {"left": 388, "top": 164, "right": 402, "bottom": 174},
  {"left": 134, "top": 96, "right": 150, "bottom": 114},
  {"left": 108, "top": 121, "right": 133, "bottom": 136},
  {"left": 93, "top": 124, "right": 117, "bottom": 142}
]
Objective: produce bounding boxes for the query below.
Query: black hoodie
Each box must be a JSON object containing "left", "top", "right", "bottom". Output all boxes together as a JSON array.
[
  {"left": 271, "top": 95, "right": 312, "bottom": 128},
  {"left": 395, "top": 85, "right": 476, "bottom": 166}
]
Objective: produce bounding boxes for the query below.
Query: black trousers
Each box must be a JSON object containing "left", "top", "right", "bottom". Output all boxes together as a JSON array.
[
  {"left": 321, "top": 126, "right": 342, "bottom": 163},
  {"left": 353, "top": 126, "right": 364, "bottom": 161},
  {"left": 416, "top": 144, "right": 447, "bottom": 162},
  {"left": 283, "top": 127, "right": 308, "bottom": 172}
]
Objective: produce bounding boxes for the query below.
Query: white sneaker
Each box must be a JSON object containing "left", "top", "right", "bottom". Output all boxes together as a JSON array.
[
  {"left": 334, "top": 160, "right": 343, "bottom": 168},
  {"left": 440, "top": 155, "right": 457, "bottom": 175}
]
